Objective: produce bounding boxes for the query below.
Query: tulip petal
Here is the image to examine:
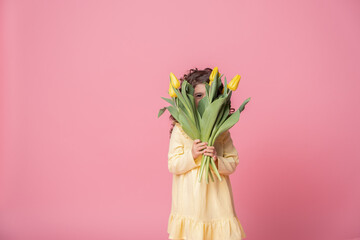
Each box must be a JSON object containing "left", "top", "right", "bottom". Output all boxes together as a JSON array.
[{"left": 169, "top": 72, "right": 180, "bottom": 89}]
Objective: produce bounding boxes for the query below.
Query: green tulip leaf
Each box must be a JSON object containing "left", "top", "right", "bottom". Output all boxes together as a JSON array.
[
  {"left": 239, "top": 97, "right": 251, "bottom": 113},
  {"left": 209, "top": 73, "right": 219, "bottom": 102},
  {"left": 171, "top": 82, "right": 191, "bottom": 113},
  {"left": 178, "top": 108, "right": 200, "bottom": 139},
  {"left": 158, "top": 107, "right": 166, "bottom": 118},
  {"left": 212, "top": 97, "right": 251, "bottom": 141},
  {"left": 177, "top": 99, "right": 188, "bottom": 116},
  {"left": 205, "top": 83, "right": 210, "bottom": 98},
  {"left": 200, "top": 97, "right": 227, "bottom": 141},
  {"left": 197, "top": 95, "right": 209, "bottom": 117},
  {"left": 187, "top": 82, "right": 194, "bottom": 95},
  {"left": 181, "top": 81, "right": 192, "bottom": 109},
  {"left": 213, "top": 109, "right": 240, "bottom": 141},
  {"left": 218, "top": 101, "right": 230, "bottom": 126},
  {"left": 223, "top": 77, "right": 228, "bottom": 96},
  {"left": 166, "top": 106, "right": 180, "bottom": 122},
  {"left": 187, "top": 93, "right": 199, "bottom": 128},
  {"left": 161, "top": 97, "right": 175, "bottom": 107}
]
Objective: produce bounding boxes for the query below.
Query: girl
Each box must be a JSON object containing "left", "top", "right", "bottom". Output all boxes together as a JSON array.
[{"left": 167, "top": 67, "right": 247, "bottom": 240}]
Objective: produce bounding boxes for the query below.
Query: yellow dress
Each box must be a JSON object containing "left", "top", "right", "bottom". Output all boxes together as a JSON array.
[{"left": 167, "top": 122, "right": 246, "bottom": 240}]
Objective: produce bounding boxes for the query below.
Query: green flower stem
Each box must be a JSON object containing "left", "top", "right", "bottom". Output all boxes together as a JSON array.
[
  {"left": 205, "top": 157, "right": 210, "bottom": 183},
  {"left": 208, "top": 164, "right": 214, "bottom": 182},
  {"left": 198, "top": 155, "right": 207, "bottom": 182},
  {"left": 203, "top": 127, "right": 223, "bottom": 182},
  {"left": 210, "top": 157, "right": 222, "bottom": 181},
  {"left": 198, "top": 135, "right": 224, "bottom": 183}
]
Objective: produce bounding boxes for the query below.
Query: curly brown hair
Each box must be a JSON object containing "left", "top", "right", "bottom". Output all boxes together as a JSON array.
[{"left": 169, "top": 67, "right": 235, "bottom": 137}]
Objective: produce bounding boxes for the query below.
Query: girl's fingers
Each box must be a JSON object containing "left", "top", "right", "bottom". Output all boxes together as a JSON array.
[
  {"left": 199, "top": 149, "right": 207, "bottom": 153},
  {"left": 197, "top": 148, "right": 206, "bottom": 152},
  {"left": 196, "top": 142, "right": 207, "bottom": 147},
  {"left": 197, "top": 146, "right": 207, "bottom": 149},
  {"left": 203, "top": 146, "right": 214, "bottom": 151},
  {"left": 195, "top": 143, "right": 217, "bottom": 155},
  {"left": 204, "top": 152, "right": 216, "bottom": 158},
  {"left": 204, "top": 147, "right": 215, "bottom": 153},
  {"left": 203, "top": 147, "right": 217, "bottom": 158}
]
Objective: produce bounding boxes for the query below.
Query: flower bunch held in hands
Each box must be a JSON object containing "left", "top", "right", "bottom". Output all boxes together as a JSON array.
[{"left": 158, "top": 67, "right": 251, "bottom": 184}]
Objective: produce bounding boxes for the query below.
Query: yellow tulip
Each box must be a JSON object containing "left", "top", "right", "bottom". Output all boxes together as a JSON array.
[
  {"left": 209, "top": 67, "right": 219, "bottom": 81},
  {"left": 227, "top": 74, "right": 241, "bottom": 91},
  {"left": 209, "top": 67, "right": 220, "bottom": 84},
  {"left": 168, "top": 82, "right": 177, "bottom": 98},
  {"left": 169, "top": 72, "right": 180, "bottom": 89}
]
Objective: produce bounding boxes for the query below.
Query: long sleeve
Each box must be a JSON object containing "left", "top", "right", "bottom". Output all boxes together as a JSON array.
[
  {"left": 168, "top": 125, "right": 198, "bottom": 175},
  {"left": 217, "top": 130, "right": 239, "bottom": 175}
]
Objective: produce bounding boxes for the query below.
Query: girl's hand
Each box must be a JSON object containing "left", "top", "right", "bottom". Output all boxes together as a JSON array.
[
  {"left": 191, "top": 139, "right": 208, "bottom": 159},
  {"left": 203, "top": 145, "right": 218, "bottom": 162}
]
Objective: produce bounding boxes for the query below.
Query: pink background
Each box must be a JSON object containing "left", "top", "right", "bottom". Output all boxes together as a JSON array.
[{"left": 1, "top": 0, "right": 360, "bottom": 239}]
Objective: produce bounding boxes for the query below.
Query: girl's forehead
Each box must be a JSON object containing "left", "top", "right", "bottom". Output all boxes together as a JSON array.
[{"left": 194, "top": 83, "right": 206, "bottom": 92}]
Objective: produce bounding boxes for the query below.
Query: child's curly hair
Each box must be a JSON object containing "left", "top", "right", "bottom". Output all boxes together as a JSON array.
[{"left": 169, "top": 67, "right": 235, "bottom": 137}]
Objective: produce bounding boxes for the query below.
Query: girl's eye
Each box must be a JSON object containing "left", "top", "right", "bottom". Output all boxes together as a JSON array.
[{"left": 196, "top": 94, "right": 202, "bottom": 98}]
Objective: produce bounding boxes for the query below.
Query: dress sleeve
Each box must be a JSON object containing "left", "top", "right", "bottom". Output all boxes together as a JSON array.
[
  {"left": 217, "top": 130, "right": 239, "bottom": 175},
  {"left": 168, "top": 125, "right": 198, "bottom": 175}
]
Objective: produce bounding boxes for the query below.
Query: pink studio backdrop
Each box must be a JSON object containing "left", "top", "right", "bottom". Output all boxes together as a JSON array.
[{"left": 1, "top": 0, "right": 359, "bottom": 240}]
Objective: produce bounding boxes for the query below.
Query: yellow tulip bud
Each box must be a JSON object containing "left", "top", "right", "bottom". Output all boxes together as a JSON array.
[
  {"left": 209, "top": 67, "right": 219, "bottom": 82},
  {"left": 168, "top": 83, "right": 177, "bottom": 98},
  {"left": 227, "top": 74, "right": 241, "bottom": 91},
  {"left": 169, "top": 72, "right": 180, "bottom": 89}
]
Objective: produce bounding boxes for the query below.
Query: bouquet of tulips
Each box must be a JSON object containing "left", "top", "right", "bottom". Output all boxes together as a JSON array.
[{"left": 158, "top": 67, "right": 250, "bottom": 183}]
